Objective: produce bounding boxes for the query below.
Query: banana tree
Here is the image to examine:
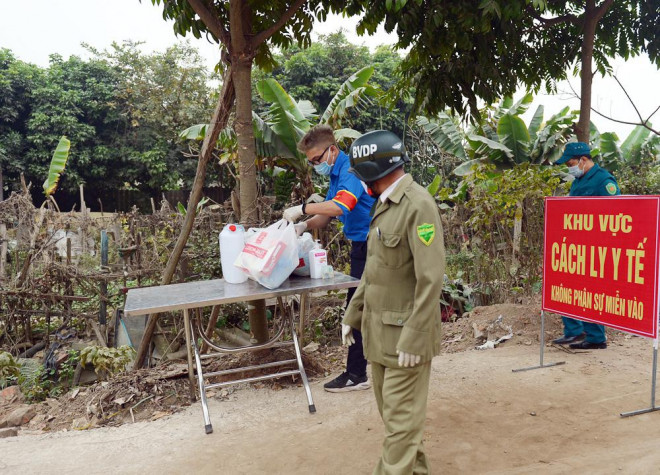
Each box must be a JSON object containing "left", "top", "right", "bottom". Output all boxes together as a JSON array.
[
  {"left": 255, "top": 65, "right": 376, "bottom": 168},
  {"left": 181, "top": 66, "right": 377, "bottom": 195},
  {"left": 417, "top": 93, "right": 578, "bottom": 177},
  {"left": 590, "top": 123, "right": 659, "bottom": 173}
]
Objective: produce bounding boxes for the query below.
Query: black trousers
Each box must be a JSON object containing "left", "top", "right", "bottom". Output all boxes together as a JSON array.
[{"left": 346, "top": 240, "right": 367, "bottom": 377}]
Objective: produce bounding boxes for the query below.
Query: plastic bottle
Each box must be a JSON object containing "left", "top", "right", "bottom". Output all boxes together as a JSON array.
[
  {"left": 219, "top": 224, "right": 248, "bottom": 284},
  {"left": 309, "top": 248, "right": 327, "bottom": 279}
]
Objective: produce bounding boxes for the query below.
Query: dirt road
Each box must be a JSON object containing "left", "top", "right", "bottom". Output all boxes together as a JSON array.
[{"left": 2, "top": 330, "right": 660, "bottom": 474}]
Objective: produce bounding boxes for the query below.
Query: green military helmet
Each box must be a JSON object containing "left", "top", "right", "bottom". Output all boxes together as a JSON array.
[{"left": 348, "top": 130, "right": 409, "bottom": 183}]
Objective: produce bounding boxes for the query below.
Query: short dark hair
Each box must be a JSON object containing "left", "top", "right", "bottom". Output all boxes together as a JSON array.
[{"left": 298, "top": 125, "right": 336, "bottom": 153}]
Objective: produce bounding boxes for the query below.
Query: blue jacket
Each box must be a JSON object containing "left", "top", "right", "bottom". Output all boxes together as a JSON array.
[
  {"left": 326, "top": 151, "right": 375, "bottom": 241},
  {"left": 569, "top": 163, "right": 620, "bottom": 197}
]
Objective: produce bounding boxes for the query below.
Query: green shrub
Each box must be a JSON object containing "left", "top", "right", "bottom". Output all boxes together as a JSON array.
[
  {"left": 80, "top": 345, "right": 135, "bottom": 379},
  {"left": 0, "top": 351, "right": 20, "bottom": 388}
]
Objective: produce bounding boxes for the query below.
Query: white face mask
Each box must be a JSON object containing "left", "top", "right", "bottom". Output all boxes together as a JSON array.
[
  {"left": 567, "top": 165, "right": 584, "bottom": 178},
  {"left": 567, "top": 159, "right": 585, "bottom": 178}
]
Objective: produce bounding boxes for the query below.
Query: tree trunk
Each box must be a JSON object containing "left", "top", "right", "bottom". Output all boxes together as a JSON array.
[
  {"left": 230, "top": 0, "right": 269, "bottom": 343},
  {"left": 576, "top": 16, "right": 596, "bottom": 142},
  {"left": 0, "top": 166, "right": 6, "bottom": 281},
  {"left": 233, "top": 58, "right": 268, "bottom": 343},
  {"left": 233, "top": 59, "right": 260, "bottom": 227},
  {"left": 575, "top": 0, "right": 614, "bottom": 142},
  {"left": 133, "top": 69, "right": 236, "bottom": 369}
]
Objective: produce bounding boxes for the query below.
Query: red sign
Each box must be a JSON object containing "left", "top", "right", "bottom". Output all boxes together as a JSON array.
[{"left": 542, "top": 196, "right": 660, "bottom": 338}]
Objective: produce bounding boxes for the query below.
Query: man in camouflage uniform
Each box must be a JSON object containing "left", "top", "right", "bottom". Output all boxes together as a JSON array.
[{"left": 343, "top": 130, "right": 446, "bottom": 474}]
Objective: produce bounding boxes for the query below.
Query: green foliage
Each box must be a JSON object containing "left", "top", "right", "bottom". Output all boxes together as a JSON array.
[
  {"left": 15, "top": 359, "right": 58, "bottom": 402},
  {"left": 182, "top": 44, "right": 381, "bottom": 198},
  {"left": 309, "top": 304, "right": 345, "bottom": 345},
  {"left": 349, "top": 0, "right": 659, "bottom": 120},
  {"left": 256, "top": 77, "right": 314, "bottom": 170},
  {"left": 1, "top": 42, "right": 214, "bottom": 198},
  {"left": 0, "top": 49, "right": 43, "bottom": 185},
  {"left": 272, "top": 168, "right": 298, "bottom": 208},
  {"left": 441, "top": 278, "right": 474, "bottom": 316},
  {"left": 151, "top": 0, "right": 350, "bottom": 71},
  {"left": 176, "top": 196, "right": 210, "bottom": 216},
  {"left": 80, "top": 345, "right": 135, "bottom": 379},
  {"left": 440, "top": 162, "right": 565, "bottom": 300},
  {"left": 591, "top": 124, "right": 660, "bottom": 174},
  {"left": 257, "top": 33, "right": 410, "bottom": 138},
  {"left": 0, "top": 351, "right": 20, "bottom": 388},
  {"left": 58, "top": 349, "right": 80, "bottom": 387},
  {"left": 17, "top": 365, "right": 50, "bottom": 402},
  {"left": 254, "top": 65, "right": 376, "bottom": 176},
  {"left": 587, "top": 123, "right": 660, "bottom": 195}
]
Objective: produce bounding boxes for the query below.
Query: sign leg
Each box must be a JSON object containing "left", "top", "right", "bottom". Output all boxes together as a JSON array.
[
  {"left": 513, "top": 311, "right": 565, "bottom": 372},
  {"left": 621, "top": 339, "right": 659, "bottom": 417}
]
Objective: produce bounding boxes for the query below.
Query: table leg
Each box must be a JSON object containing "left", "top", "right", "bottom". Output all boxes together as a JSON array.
[
  {"left": 298, "top": 292, "right": 310, "bottom": 348},
  {"left": 182, "top": 308, "right": 196, "bottom": 401},
  {"left": 291, "top": 313, "right": 315, "bottom": 413},
  {"left": 191, "top": 324, "right": 213, "bottom": 434}
]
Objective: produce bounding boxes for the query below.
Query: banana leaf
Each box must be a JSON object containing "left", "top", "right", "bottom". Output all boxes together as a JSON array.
[
  {"left": 426, "top": 174, "right": 442, "bottom": 196},
  {"left": 252, "top": 112, "right": 306, "bottom": 172},
  {"left": 492, "top": 93, "right": 533, "bottom": 124},
  {"left": 257, "top": 78, "right": 311, "bottom": 159},
  {"left": 416, "top": 114, "right": 467, "bottom": 160},
  {"left": 333, "top": 128, "right": 362, "bottom": 146},
  {"left": 466, "top": 133, "right": 514, "bottom": 165},
  {"left": 621, "top": 125, "right": 651, "bottom": 157},
  {"left": 453, "top": 158, "right": 485, "bottom": 176},
  {"left": 43, "top": 136, "right": 70, "bottom": 197},
  {"left": 179, "top": 124, "right": 208, "bottom": 141},
  {"left": 597, "top": 132, "right": 623, "bottom": 171},
  {"left": 320, "top": 66, "right": 376, "bottom": 127},
  {"left": 527, "top": 105, "right": 544, "bottom": 142},
  {"left": 497, "top": 113, "right": 530, "bottom": 163}
]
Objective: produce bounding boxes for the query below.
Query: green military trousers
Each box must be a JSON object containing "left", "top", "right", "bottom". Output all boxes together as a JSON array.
[{"left": 371, "top": 361, "right": 432, "bottom": 475}]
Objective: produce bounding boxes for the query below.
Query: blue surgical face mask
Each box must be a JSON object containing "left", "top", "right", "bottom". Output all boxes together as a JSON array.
[
  {"left": 314, "top": 161, "right": 333, "bottom": 176},
  {"left": 567, "top": 164, "right": 585, "bottom": 178}
]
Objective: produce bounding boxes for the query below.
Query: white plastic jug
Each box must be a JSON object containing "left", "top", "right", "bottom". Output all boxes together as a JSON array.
[
  {"left": 219, "top": 224, "right": 248, "bottom": 284},
  {"left": 309, "top": 248, "right": 327, "bottom": 279}
]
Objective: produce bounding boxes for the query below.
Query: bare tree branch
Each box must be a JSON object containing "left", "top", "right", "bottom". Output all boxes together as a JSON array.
[
  {"left": 612, "top": 75, "right": 645, "bottom": 124},
  {"left": 589, "top": 108, "right": 659, "bottom": 136},
  {"left": 251, "top": 0, "right": 307, "bottom": 47},
  {"left": 566, "top": 80, "right": 660, "bottom": 136}
]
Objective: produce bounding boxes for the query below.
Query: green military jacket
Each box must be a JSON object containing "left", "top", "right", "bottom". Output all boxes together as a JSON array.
[{"left": 344, "top": 174, "right": 446, "bottom": 368}]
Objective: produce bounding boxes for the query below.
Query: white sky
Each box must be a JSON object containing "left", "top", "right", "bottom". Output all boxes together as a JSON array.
[{"left": 1, "top": 0, "right": 658, "bottom": 140}]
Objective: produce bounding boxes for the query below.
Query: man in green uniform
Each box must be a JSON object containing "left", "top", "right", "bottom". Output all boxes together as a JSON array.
[
  {"left": 552, "top": 141, "right": 620, "bottom": 350},
  {"left": 342, "top": 130, "right": 446, "bottom": 474}
]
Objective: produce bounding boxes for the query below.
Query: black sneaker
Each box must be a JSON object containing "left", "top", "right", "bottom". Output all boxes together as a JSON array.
[{"left": 323, "top": 372, "right": 371, "bottom": 393}]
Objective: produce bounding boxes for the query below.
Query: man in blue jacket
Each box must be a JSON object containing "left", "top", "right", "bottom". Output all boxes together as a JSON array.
[
  {"left": 283, "top": 124, "right": 375, "bottom": 391},
  {"left": 552, "top": 141, "right": 620, "bottom": 350}
]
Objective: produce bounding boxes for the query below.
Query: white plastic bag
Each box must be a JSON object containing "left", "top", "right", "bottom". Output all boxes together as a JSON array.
[
  {"left": 292, "top": 232, "right": 321, "bottom": 276},
  {"left": 234, "top": 219, "right": 299, "bottom": 289}
]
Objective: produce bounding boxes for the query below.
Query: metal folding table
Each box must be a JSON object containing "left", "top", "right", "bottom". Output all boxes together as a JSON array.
[{"left": 123, "top": 272, "right": 359, "bottom": 434}]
